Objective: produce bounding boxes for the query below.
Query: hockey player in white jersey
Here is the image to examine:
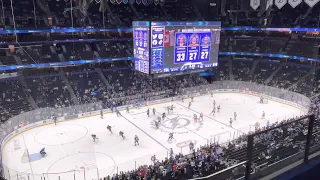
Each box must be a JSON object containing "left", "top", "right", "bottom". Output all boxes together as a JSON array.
[
  {"left": 188, "top": 101, "right": 192, "bottom": 109},
  {"left": 234, "top": 112, "right": 237, "bottom": 121},
  {"left": 191, "top": 96, "right": 194, "bottom": 102},
  {"left": 126, "top": 106, "right": 129, "bottom": 113},
  {"left": 100, "top": 110, "right": 103, "bottom": 119},
  {"left": 229, "top": 118, "right": 233, "bottom": 127},
  {"left": 189, "top": 141, "right": 195, "bottom": 151},
  {"left": 119, "top": 131, "right": 125, "bottom": 139},
  {"left": 262, "top": 111, "right": 265, "bottom": 119},
  {"left": 217, "top": 105, "right": 220, "bottom": 112},
  {"left": 134, "top": 135, "right": 139, "bottom": 146},
  {"left": 151, "top": 155, "right": 157, "bottom": 163},
  {"left": 200, "top": 112, "right": 204, "bottom": 121},
  {"left": 210, "top": 108, "right": 215, "bottom": 116}
]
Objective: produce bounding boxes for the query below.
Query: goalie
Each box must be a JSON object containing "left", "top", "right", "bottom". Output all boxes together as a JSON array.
[{"left": 40, "top": 148, "right": 46, "bottom": 157}]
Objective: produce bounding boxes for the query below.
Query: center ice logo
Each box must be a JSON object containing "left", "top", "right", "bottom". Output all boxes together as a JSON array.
[{"left": 160, "top": 113, "right": 203, "bottom": 134}]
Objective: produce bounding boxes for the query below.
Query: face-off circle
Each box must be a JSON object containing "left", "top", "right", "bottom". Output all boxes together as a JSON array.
[{"left": 159, "top": 113, "right": 203, "bottom": 134}]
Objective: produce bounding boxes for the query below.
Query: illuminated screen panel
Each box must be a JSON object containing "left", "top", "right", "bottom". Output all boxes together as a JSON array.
[
  {"left": 132, "top": 21, "right": 150, "bottom": 74},
  {"left": 150, "top": 21, "right": 221, "bottom": 74}
]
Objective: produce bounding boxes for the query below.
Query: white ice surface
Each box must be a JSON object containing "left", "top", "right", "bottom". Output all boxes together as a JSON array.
[{"left": 1, "top": 93, "right": 305, "bottom": 180}]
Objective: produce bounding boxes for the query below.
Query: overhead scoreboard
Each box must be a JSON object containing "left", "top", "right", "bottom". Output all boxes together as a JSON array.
[
  {"left": 133, "top": 21, "right": 221, "bottom": 76},
  {"left": 133, "top": 21, "right": 150, "bottom": 74}
]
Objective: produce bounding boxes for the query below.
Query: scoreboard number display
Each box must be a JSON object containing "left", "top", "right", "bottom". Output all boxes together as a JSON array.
[{"left": 174, "top": 32, "right": 212, "bottom": 64}]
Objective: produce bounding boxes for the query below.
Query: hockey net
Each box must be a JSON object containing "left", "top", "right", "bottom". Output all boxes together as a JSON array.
[{"left": 21, "top": 149, "right": 30, "bottom": 163}]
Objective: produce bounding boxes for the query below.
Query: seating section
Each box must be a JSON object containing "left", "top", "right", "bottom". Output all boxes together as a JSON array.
[
  {"left": 0, "top": 78, "right": 32, "bottom": 122},
  {"left": 25, "top": 71, "right": 73, "bottom": 108},
  {"left": 269, "top": 64, "right": 309, "bottom": 89},
  {"left": 232, "top": 60, "right": 253, "bottom": 81}
]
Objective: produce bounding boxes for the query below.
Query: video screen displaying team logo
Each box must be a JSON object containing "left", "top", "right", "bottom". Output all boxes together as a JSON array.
[{"left": 174, "top": 32, "right": 211, "bottom": 64}]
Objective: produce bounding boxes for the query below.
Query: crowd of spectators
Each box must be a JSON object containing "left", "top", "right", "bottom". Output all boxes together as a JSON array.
[{"left": 98, "top": 113, "right": 319, "bottom": 180}]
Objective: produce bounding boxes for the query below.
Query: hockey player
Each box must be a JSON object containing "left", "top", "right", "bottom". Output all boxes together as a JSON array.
[
  {"left": 210, "top": 92, "right": 213, "bottom": 97},
  {"left": 260, "top": 97, "right": 264, "bottom": 104},
  {"left": 229, "top": 118, "right": 233, "bottom": 127},
  {"left": 168, "top": 132, "right": 174, "bottom": 142},
  {"left": 53, "top": 116, "right": 57, "bottom": 126},
  {"left": 134, "top": 135, "right": 139, "bottom": 146},
  {"left": 153, "top": 108, "right": 156, "bottom": 116},
  {"left": 154, "top": 120, "right": 160, "bottom": 129},
  {"left": 255, "top": 122, "right": 260, "bottom": 131},
  {"left": 157, "top": 116, "right": 162, "bottom": 123},
  {"left": 191, "top": 96, "right": 194, "bottom": 102},
  {"left": 126, "top": 106, "right": 129, "bottom": 113},
  {"left": 234, "top": 112, "right": 237, "bottom": 121},
  {"left": 110, "top": 106, "right": 114, "bottom": 113},
  {"left": 169, "top": 148, "right": 174, "bottom": 158},
  {"left": 189, "top": 141, "right": 194, "bottom": 151},
  {"left": 193, "top": 114, "right": 198, "bottom": 123},
  {"left": 181, "top": 96, "right": 184, "bottom": 102},
  {"left": 210, "top": 108, "right": 215, "bottom": 116},
  {"left": 262, "top": 111, "right": 265, "bottom": 119},
  {"left": 200, "top": 112, "right": 204, "bottom": 121},
  {"left": 40, "top": 147, "right": 46, "bottom": 157},
  {"left": 119, "top": 131, "right": 125, "bottom": 139},
  {"left": 217, "top": 105, "right": 220, "bottom": 112},
  {"left": 107, "top": 125, "right": 112, "bottom": 133},
  {"left": 213, "top": 100, "right": 216, "bottom": 107},
  {"left": 166, "top": 106, "right": 170, "bottom": 114},
  {"left": 170, "top": 105, "right": 174, "bottom": 113},
  {"left": 162, "top": 112, "right": 166, "bottom": 120},
  {"left": 91, "top": 134, "right": 98, "bottom": 142},
  {"left": 147, "top": 109, "right": 150, "bottom": 117},
  {"left": 151, "top": 155, "right": 157, "bottom": 163},
  {"left": 116, "top": 109, "right": 121, "bottom": 117},
  {"left": 100, "top": 110, "right": 104, "bottom": 119},
  {"left": 188, "top": 101, "right": 192, "bottom": 109}
]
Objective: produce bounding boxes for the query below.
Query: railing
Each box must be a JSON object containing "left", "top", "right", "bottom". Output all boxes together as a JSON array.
[{"left": 0, "top": 81, "right": 311, "bottom": 180}]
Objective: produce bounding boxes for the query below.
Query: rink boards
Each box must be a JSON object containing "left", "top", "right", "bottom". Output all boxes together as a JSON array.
[{"left": 1, "top": 88, "right": 309, "bottom": 157}]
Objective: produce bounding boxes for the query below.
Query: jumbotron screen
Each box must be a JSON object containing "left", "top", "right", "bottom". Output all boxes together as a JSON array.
[
  {"left": 132, "top": 21, "right": 150, "bottom": 74},
  {"left": 150, "top": 21, "right": 221, "bottom": 74}
]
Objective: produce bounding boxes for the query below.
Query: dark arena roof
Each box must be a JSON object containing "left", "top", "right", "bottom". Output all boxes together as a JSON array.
[{"left": 0, "top": 0, "right": 319, "bottom": 180}]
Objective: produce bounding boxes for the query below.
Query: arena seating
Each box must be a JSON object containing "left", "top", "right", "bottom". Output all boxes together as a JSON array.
[
  {"left": 1, "top": 1, "right": 320, "bottom": 179},
  {"left": 24, "top": 69, "right": 73, "bottom": 108},
  {"left": 0, "top": 77, "right": 32, "bottom": 122}
]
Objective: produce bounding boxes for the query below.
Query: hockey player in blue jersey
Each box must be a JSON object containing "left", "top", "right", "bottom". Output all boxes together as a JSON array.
[
  {"left": 40, "top": 147, "right": 46, "bottom": 157},
  {"left": 134, "top": 135, "right": 139, "bottom": 146},
  {"left": 119, "top": 131, "right": 125, "bottom": 139},
  {"left": 107, "top": 125, "right": 112, "bottom": 133}
]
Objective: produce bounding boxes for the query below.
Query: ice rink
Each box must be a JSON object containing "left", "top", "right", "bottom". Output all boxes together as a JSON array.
[{"left": 2, "top": 93, "right": 306, "bottom": 180}]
